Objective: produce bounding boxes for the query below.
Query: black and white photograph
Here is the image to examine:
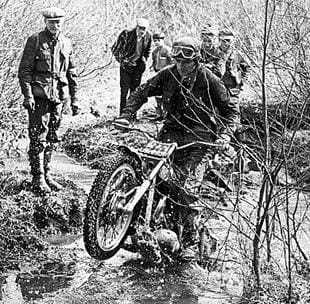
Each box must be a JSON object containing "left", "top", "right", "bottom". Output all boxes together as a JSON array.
[{"left": 0, "top": 0, "right": 310, "bottom": 303}]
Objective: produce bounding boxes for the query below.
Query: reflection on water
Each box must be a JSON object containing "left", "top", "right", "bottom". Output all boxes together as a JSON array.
[
  {"left": 0, "top": 253, "right": 236, "bottom": 304},
  {"left": 0, "top": 272, "right": 24, "bottom": 304},
  {"left": 0, "top": 275, "right": 8, "bottom": 302},
  {"left": 101, "top": 259, "right": 236, "bottom": 304},
  {"left": 134, "top": 280, "right": 199, "bottom": 304},
  {"left": 0, "top": 152, "right": 240, "bottom": 303},
  {"left": 53, "top": 152, "right": 98, "bottom": 193},
  {"left": 0, "top": 261, "right": 76, "bottom": 302},
  {"left": 16, "top": 261, "right": 76, "bottom": 301}
]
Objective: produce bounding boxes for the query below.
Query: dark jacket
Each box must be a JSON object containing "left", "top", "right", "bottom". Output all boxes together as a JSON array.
[
  {"left": 18, "top": 28, "right": 78, "bottom": 102},
  {"left": 121, "top": 64, "right": 240, "bottom": 139},
  {"left": 200, "top": 45, "right": 226, "bottom": 78},
  {"left": 111, "top": 28, "right": 152, "bottom": 70}
]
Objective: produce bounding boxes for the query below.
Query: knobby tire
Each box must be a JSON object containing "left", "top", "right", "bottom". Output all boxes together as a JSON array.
[{"left": 83, "top": 151, "right": 140, "bottom": 260}]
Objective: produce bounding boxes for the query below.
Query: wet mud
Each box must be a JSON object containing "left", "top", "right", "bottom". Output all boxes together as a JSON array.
[
  {"left": 0, "top": 152, "right": 241, "bottom": 304},
  {"left": 0, "top": 237, "right": 239, "bottom": 303}
]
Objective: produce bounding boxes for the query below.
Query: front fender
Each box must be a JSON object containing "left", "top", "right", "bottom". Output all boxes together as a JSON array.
[{"left": 117, "top": 145, "right": 143, "bottom": 171}]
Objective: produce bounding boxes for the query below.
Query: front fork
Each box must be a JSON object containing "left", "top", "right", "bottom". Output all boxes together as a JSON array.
[
  {"left": 124, "top": 143, "right": 177, "bottom": 215},
  {"left": 145, "top": 180, "right": 156, "bottom": 228}
]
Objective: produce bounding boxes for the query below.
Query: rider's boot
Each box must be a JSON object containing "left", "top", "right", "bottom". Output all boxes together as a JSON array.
[
  {"left": 178, "top": 202, "right": 207, "bottom": 263},
  {"left": 177, "top": 245, "right": 205, "bottom": 278}
]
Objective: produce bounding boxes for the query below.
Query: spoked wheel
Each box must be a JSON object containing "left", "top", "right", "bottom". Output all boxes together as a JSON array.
[{"left": 83, "top": 152, "right": 141, "bottom": 260}]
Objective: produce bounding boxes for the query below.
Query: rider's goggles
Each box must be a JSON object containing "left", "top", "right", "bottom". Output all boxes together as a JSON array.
[
  {"left": 220, "top": 37, "right": 234, "bottom": 43},
  {"left": 171, "top": 45, "right": 197, "bottom": 60}
]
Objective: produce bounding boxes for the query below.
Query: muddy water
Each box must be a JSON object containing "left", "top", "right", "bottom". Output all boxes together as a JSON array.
[{"left": 0, "top": 152, "right": 240, "bottom": 304}]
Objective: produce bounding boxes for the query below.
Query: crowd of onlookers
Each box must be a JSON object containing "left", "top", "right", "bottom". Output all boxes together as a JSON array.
[{"left": 112, "top": 18, "right": 249, "bottom": 120}]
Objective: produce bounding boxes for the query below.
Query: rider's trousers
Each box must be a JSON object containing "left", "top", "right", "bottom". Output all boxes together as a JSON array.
[{"left": 157, "top": 126, "right": 214, "bottom": 246}]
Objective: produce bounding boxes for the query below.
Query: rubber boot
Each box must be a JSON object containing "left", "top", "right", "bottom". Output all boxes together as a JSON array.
[
  {"left": 44, "top": 145, "right": 63, "bottom": 191},
  {"left": 178, "top": 207, "right": 200, "bottom": 261},
  {"left": 29, "top": 152, "right": 51, "bottom": 195}
]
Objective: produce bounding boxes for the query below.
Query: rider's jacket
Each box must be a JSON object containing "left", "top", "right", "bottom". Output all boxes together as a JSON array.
[
  {"left": 120, "top": 63, "right": 240, "bottom": 139},
  {"left": 18, "top": 28, "right": 78, "bottom": 103}
]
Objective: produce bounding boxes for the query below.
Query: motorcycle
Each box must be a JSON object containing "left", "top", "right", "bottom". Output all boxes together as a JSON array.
[{"left": 83, "top": 124, "right": 226, "bottom": 265}]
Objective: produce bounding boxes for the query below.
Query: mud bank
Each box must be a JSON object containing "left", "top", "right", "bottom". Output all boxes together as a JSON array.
[{"left": 0, "top": 151, "right": 241, "bottom": 304}]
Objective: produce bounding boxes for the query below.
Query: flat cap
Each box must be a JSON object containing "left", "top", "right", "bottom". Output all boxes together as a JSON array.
[
  {"left": 218, "top": 28, "right": 235, "bottom": 37},
  {"left": 153, "top": 31, "right": 165, "bottom": 39},
  {"left": 42, "top": 7, "right": 66, "bottom": 19},
  {"left": 201, "top": 25, "right": 215, "bottom": 36},
  {"left": 136, "top": 18, "right": 149, "bottom": 28}
]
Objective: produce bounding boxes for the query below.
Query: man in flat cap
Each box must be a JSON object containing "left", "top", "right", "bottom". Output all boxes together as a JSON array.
[
  {"left": 200, "top": 25, "right": 226, "bottom": 78},
  {"left": 112, "top": 17, "right": 152, "bottom": 115},
  {"left": 18, "top": 6, "right": 80, "bottom": 195},
  {"left": 217, "top": 29, "right": 250, "bottom": 99}
]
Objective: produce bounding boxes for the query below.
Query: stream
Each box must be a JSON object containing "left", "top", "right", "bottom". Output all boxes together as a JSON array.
[{"left": 0, "top": 152, "right": 240, "bottom": 304}]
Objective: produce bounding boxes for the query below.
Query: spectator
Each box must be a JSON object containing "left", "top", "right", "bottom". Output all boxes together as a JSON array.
[
  {"left": 111, "top": 18, "right": 152, "bottom": 115},
  {"left": 200, "top": 25, "right": 226, "bottom": 78},
  {"left": 18, "top": 6, "right": 80, "bottom": 195},
  {"left": 217, "top": 29, "right": 250, "bottom": 99},
  {"left": 151, "top": 31, "right": 173, "bottom": 119}
]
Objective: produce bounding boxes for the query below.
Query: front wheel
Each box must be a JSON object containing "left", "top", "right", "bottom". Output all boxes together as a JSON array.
[{"left": 83, "top": 152, "right": 141, "bottom": 260}]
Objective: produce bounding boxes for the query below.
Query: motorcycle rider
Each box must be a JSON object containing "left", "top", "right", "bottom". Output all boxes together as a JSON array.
[{"left": 114, "top": 36, "right": 240, "bottom": 256}]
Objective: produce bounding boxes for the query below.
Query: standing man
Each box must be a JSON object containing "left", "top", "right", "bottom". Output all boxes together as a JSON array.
[
  {"left": 18, "top": 7, "right": 80, "bottom": 195},
  {"left": 200, "top": 26, "right": 226, "bottom": 78},
  {"left": 217, "top": 29, "right": 249, "bottom": 99},
  {"left": 151, "top": 31, "right": 173, "bottom": 119},
  {"left": 111, "top": 18, "right": 152, "bottom": 115}
]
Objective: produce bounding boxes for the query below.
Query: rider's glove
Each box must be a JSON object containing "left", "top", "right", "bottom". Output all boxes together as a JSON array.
[
  {"left": 71, "top": 97, "right": 81, "bottom": 116},
  {"left": 113, "top": 118, "right": 130, "bottom": 130},
  {"left": 71, "top": 105, "right": 81, "bottom": 116},
  {"left": 23, "top": 97, "right": 35, "bottom": 111},
  {"left": 215, "top": 134, "right": 231, "bottom": 152}
]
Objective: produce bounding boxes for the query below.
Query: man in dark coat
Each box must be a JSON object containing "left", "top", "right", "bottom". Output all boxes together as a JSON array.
[
  {"left": 114, "top": 36, "right": 240, "bottom": 250},
  {"left": 18, "top": 6, "right": 80, "bottom": 195},
  {"left": 111, "top": 18, "right": 152, "bottom": 115}
]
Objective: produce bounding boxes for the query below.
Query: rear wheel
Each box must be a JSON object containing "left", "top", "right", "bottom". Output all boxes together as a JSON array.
[{"left": 83, "top": 152, "right": 141, "bottom": 260}]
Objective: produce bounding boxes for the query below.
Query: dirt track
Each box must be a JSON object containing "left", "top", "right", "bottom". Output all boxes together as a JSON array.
[
  {"left": 0, "top": 66, "right": 286, "bottom": 304},
  {"left": 0, "top": 68, "right": 247, "bottom": 303},
  {"left": 0, "top": 147, "right": 242, "bottom": 304}
]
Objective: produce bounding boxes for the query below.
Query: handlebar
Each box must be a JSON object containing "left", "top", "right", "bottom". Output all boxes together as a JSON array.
[
  {"left": 112, "top": 120, "right": 221, "bottom": 152},
  {"left": 176, "top": 141, "right": 220, "bottom": 151},
  {"left": 112, "top": 120, "right": 156, "bottom": 141}
]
